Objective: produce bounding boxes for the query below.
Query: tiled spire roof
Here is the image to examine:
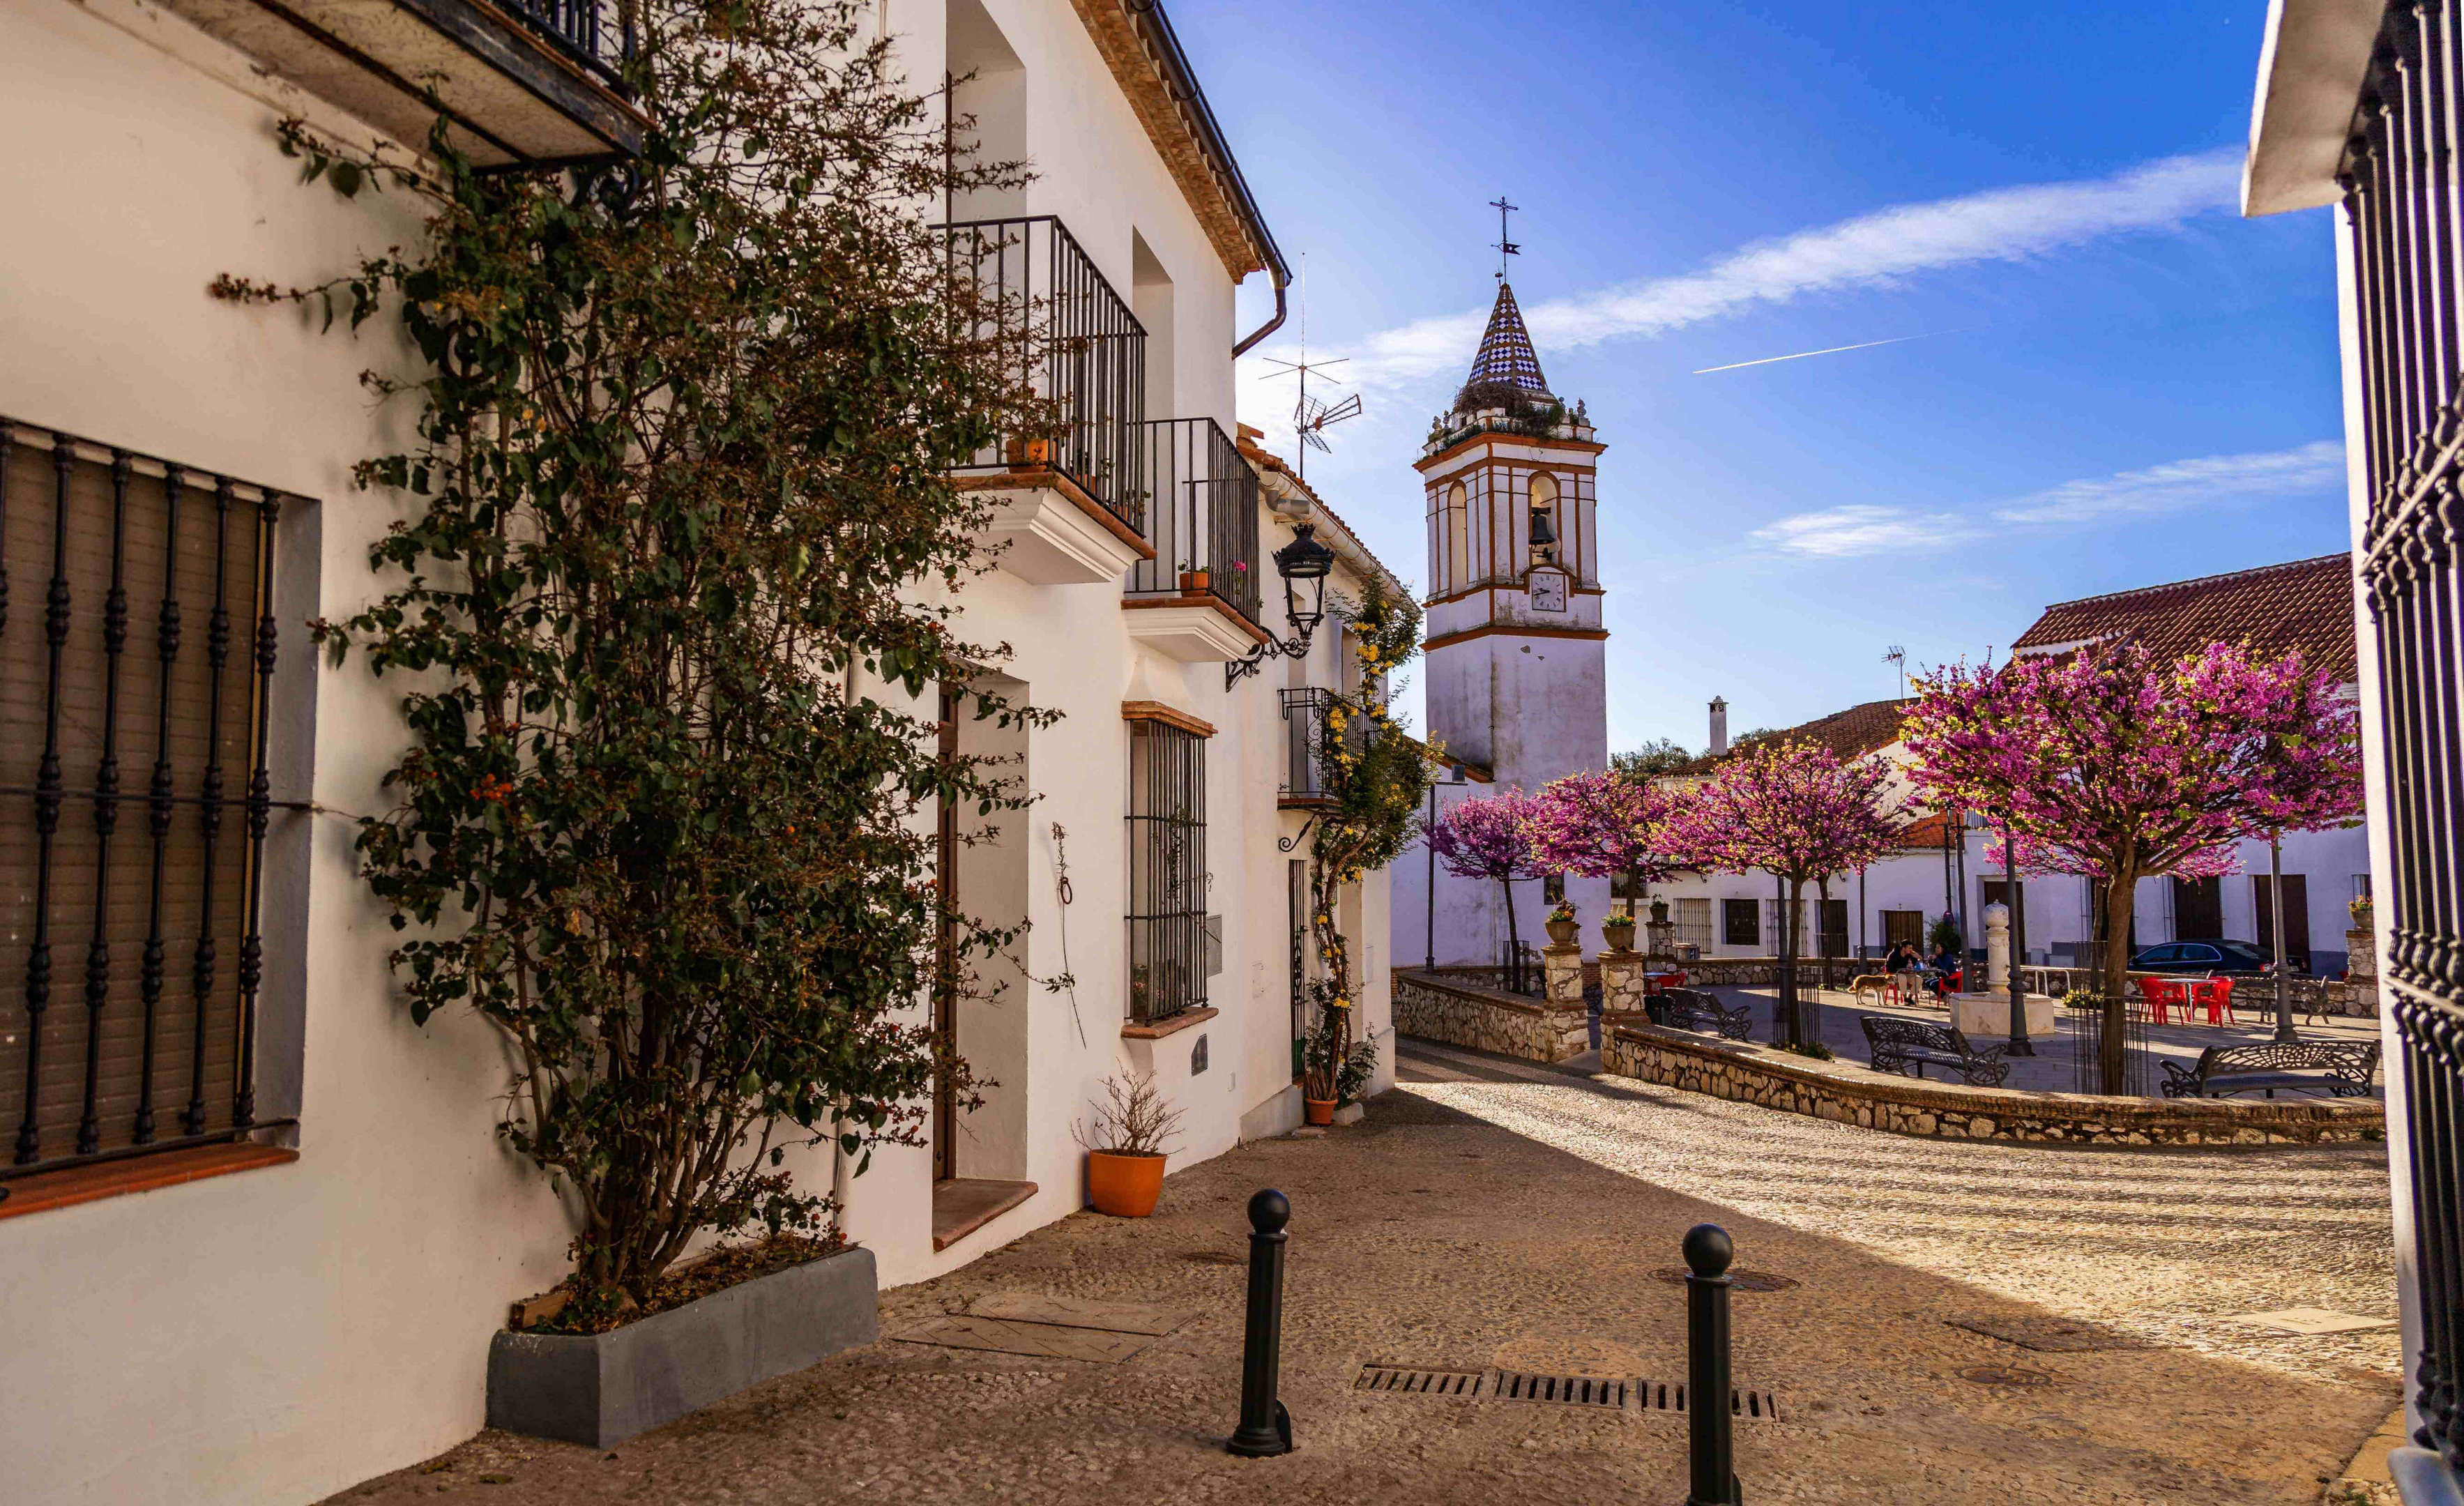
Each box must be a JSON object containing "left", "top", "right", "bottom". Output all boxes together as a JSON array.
[{"left": 1455, "top": 281, "right": 1553, "bottom": 407}]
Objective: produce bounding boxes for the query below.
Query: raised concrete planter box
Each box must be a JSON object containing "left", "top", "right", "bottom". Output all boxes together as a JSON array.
[{"left": 487, "top": 1245, "right": 878, "bottom": 1447}]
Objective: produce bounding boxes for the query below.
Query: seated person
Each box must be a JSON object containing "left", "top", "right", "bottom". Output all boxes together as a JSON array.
[{"left": 1928, "top": 943, "right": 1961, "bottom": 998}]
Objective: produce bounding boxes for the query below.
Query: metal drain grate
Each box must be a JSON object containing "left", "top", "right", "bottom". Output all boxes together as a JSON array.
[
  {"left": 1356, "top": 1364, "right": 1486, "bottom": 1397},
  {"left": 1355, "top": 1365, "right": 1784, "bottom": 1421},
  {"left": 1491, "top": 1370, "right": 1630, "bottom": 1409}
]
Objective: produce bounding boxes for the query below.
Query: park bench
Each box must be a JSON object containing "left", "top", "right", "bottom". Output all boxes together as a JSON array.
[
  {"left": 2159, "top": 1040, "right": 2382, "bottom": 1100},
  {"left": 1861, "top": 1016, "right": 2011, "bottom": 1088},
  {"left": 1651, "top": 987, "right": 1754, "bottom": 1042}
]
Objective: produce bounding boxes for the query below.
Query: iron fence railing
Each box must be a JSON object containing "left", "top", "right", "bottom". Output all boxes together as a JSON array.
[
  {"left": 1500, "top": 939, "right": 1541, "bottom": 998},
  {"left": 2064, "top": 993, "right": 2150, "bottom": 1098},
  {"left": 1129, "top": 417, "right": 1260, "bottom": 625},
  {"left": 942, "top": 216, "right": 1146, "bottom": 536},
  {"left": 1127, "top": 717, "right": 1206, "bottom": 1024},
  {"left": 503, "top": 0, "right": 636, "bottom": 89},
  {"left": 2346, "top": 1, "right": 2464, "bottom": 1479},
  {"left": 0, "top": 418, "right": 302, "bottom": 1178}
]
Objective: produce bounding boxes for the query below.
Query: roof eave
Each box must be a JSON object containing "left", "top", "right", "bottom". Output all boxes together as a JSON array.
[{"left": 2243, "top": 0, "right": 2381, "bottom": 218}]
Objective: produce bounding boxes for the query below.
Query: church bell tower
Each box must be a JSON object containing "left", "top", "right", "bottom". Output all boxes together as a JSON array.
[{"left": 1415, "top": 275, "right": 1609, "bottom": 792}]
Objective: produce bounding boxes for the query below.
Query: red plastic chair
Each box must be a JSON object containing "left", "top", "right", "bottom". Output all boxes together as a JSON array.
[
  {"left": 2136, "top": 975, "right": 2184, "bottom": 1025},
  {"left": 2197, "top": 975, "right": 2237, "bottom": 1026}
]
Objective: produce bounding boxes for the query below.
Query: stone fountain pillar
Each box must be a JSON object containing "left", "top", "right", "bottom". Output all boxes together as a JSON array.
[{"left": 1984, "top": 902, "right": 2011, "bottom": 991}]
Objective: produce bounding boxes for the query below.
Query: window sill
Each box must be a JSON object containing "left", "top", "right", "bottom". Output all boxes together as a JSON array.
[
  {"left": 0, "top": 1141, "right": 298, "bottom": 1221},
  {"left": 1122, "top": 1006, "right": 1219, "bottom": 1040}
]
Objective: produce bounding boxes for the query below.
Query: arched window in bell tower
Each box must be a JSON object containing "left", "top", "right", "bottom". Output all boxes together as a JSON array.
[
  {"left": 1528, "top": 472, "right": 1560, "bottom": 566},
  {"left": 1445, "top": 481, "right": 1469, "bottom": 592}
]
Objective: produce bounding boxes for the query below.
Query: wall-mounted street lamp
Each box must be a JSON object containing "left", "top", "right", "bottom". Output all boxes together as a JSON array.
[{"left": 1226, "top": 523, "right": 1339, "bottom": 690}]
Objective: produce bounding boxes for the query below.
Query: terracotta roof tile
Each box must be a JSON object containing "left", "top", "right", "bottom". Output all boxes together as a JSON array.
[
  {"left": 1671, "top": 697, "right": 1914, "bottom": 776},
  {"left": 2009, "top": 554, "right": 2356, "bottom": 681}
]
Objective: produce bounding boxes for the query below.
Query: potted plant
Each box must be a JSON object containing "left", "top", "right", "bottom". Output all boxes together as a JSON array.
[
  {"left": 1076, "top": 1073, "right": 1185, "bottom": 1217},
  {"left": 1300, "top": 994, "right": 1378, "bottom": 1125},
  {"left": 1178, "top": 558, "right": 1210, "bottom": 594},
  {"left": 1602, "top": 911, "right": 1636, "bottom": 952},
  {"left": 1005, "top": 434, "right": 1056, "bottom": 470},
  {"left": 1649, "top": 898, "right": 1670, "bottom": 925},
  {"left": 1544, "top": 899, "right": 1580, "bottom": 946},
  {"left": 2350, "top": 896, "right": 2375, "bottom": 929}
]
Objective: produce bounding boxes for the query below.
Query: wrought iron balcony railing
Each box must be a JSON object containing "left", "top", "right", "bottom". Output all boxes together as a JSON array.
[
  {"left": 501, "top": 0, "right": 637, "bottom": 91},
  {"left": 943, "top": 216, "right": 1148, "bottom": 537},
  {"left": 1127, "top": 417, "right": 1259, "bottom": 625}
]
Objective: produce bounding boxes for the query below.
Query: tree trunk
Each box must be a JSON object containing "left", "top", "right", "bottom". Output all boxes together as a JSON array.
[
  {"left": 2100, "top": 874, "right": 2138, "bottom": 1095},
  {"left": 1500, "top": 877, "right": 1522, "bottom": 989}
]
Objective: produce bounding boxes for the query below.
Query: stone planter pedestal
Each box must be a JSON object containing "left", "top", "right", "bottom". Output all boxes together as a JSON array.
[
  {"left": 1542, "top": 943, "right": 1585, "bottom": 1009},
  {"left": 1984, "top": 902, "right": 2011, "bottom": 991},
  {"left": 1599, "top": 950, "right": 1648, "bottom": 1015},
  {"left": 2345, "top": 927, "right": 2379, "bottom": 1014},
  {"left": 487, "top": 1245, "right": 879, "bottom": 1448}
]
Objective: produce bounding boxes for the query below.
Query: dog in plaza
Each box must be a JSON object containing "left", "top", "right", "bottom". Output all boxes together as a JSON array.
[{"left": 1848, "top": 973, "right": 1891, "bottom": 1006}]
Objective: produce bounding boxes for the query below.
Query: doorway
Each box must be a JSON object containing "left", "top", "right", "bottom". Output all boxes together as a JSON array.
[
  {"left": 2255, "top": 874, "right": 2313, "bottom": 973},
  {"left": 2171, "top": 876, "right": 2222, "bottom": 939}
]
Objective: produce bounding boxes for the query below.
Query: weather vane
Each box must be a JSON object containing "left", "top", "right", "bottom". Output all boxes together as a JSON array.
[
  {"left": 1255, "top": 253, "right": 1361, "bottom": 479},
  {"left": 1489, "top": 195, "right": 1519, "bottom": 282}
]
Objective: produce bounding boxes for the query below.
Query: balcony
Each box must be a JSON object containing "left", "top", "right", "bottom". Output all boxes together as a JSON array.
[
  {"left": 1121, "top": 418, "right": 1263, "bottom": 662},
  {"left": 155, "top": 0, "right": 644, "bottom": 165},
  {"left": 945, "top": 217, "right": 1155, "bottom": 585}
]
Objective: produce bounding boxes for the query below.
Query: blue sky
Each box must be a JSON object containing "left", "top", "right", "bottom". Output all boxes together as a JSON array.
[{"left": 1175, "top": 0, "right": 2349, "bottom": 754}]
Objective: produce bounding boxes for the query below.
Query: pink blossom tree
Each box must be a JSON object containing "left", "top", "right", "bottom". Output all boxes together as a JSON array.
[
  {"left": 1429, "top": 788, "right": 1546, "bottom": 971},
  {"left": 1664, "top": 740, "right": 1901, "bottom": 1047},
  {"left": 1905, "top": 641, "right": 2362, "bottom": 1093},
  {"left": 1524, "top": 770, "right": 1683, "bottom": 916}
]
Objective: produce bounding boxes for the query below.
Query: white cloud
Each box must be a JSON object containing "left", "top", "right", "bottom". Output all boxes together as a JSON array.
[
  {"left": 1752, "top": 440, "right": 2347, "bottom": 558},
  {"left": 1988, "top": 439, "right": 2346, "bottom": 524},
  {"left": 1241, "top": 147, "right": 2243, "bottom": 415},
  {"left": 1750, "top": 505, "right": 1978, "bottom": 558}
]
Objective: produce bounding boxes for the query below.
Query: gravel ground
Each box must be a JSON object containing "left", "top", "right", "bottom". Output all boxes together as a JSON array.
[{"left": 333, "top": 1038, "right": 2401, "bottom": 1506}]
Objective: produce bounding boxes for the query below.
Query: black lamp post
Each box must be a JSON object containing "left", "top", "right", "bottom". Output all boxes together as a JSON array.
[{"left": 1226, "top": 523, "right": 1339, "bottom": 690}]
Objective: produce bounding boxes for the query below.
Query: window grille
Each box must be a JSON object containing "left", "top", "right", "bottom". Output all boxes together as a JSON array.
[
  {"left": 0, "top": 419, "right": 301, "bottom": 1178},
  {"left": 1721, "top": 899, "right": 1758, "bottom": 948},
  {"left": 2342, "top": 8, "right": 2464, "bottom": 1462},
  {"left": 1126, "top": 717, "right": 1206, "bottom": 1024},
  {"left": 1672, "top": 898, "right": 1712, "bottom": 952},
  {"left": 1278, "top": 687, "right": 1337, "bottom": 803}
]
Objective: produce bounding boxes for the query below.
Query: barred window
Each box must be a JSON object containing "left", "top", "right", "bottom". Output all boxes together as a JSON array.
[
  {"left": 1, "top": 420, "right": 298, "bottom": 1178},
  {"left": 1672, "top": 897, "right": 1712, "bottom": 951},
  {"left": 1126, "top": 715, "right": 1206, "bottom": 1024},
  {"left": 1721, "top": 898, "right": 1758, "bottom": 948}
]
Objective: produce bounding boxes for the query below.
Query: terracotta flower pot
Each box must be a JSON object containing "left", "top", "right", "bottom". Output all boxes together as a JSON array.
[
  {"left": 1086, "top": 1150, "right": 1165, "bottom": 1217},
  {"left": 1303, "top": 1097, "right": 1336, "bottom": 1126},
  {"left": 1180, "top": 570, "right": 1210, "bottom": 594},
  {"left": 1545, "top": 919, "right": 1579, "bottom": 945}
]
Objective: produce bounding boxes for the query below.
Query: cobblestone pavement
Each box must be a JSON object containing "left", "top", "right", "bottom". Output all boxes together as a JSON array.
[
  {"left": 335, "top": 1040, "right": 2401, "bottom": 1506},
  {"left": 1708, "top": 983, "right": 2385, "bottom": 1097}
]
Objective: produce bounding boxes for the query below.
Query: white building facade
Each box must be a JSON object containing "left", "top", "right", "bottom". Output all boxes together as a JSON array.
[{"left": 0, "top": 3, "right": 1399, "bottom": 1502}]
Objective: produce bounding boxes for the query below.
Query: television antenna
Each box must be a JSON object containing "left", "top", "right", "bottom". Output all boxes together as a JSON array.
[
  {"left": 1254, "top": 254, "right": 1362, "bottom": 478},
  {"left": 1883, "top": 645, "right": 1908, "bottom": 698}
]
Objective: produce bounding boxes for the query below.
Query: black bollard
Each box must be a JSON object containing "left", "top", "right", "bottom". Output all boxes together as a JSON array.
[
  {"left": 1226, "top": 1187, "right": 1294, "bottom": 1457},
  {"left": 1684, "top": 1223, "right": 1741, "bottom": 1506}
]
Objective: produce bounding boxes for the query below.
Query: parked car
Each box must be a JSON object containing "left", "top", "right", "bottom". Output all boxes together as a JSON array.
[{"left": 2129, "top": 940, "right": 2281, "bottom": 976}]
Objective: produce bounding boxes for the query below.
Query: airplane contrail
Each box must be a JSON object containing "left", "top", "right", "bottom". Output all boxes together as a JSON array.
[{"left": 1691, "top": 330, "right": 1964, "bottom": 374}]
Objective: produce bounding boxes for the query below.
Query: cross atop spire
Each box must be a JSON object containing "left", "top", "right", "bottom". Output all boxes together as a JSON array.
[
  {"left": 1455, "top": 280, "right": 1553, "bottom": 409},
  {"left": 1489, "top": 195, "right": 1519, "bottom": 282}
]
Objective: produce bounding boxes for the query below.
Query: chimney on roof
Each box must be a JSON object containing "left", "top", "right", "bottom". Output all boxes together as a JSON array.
[{"left": 1708, "top": 697, "right": 1729, "bottom": 756}]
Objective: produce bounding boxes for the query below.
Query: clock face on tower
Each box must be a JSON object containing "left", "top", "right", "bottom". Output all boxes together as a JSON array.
[{"left": 1528, "top": 570, "right": 1568, "bottom": 613}]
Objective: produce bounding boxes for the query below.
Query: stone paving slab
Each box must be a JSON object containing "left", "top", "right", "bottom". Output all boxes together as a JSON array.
[{"left": 330, "top": 1037, "right": 2401, "bottom": 1505}]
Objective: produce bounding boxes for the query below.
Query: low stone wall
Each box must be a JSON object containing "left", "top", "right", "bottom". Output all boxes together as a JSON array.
[
  {"left": 1598, "top": 1021, "right": 2385, "bottom": 1146},
  {"left": 1392, "top": 969, "right": 1589, "bottom": 1063}
]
